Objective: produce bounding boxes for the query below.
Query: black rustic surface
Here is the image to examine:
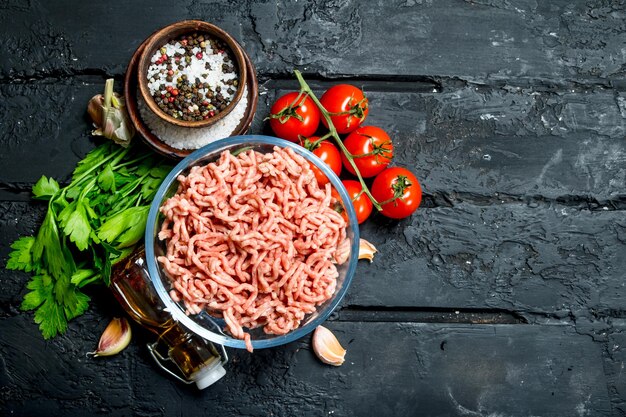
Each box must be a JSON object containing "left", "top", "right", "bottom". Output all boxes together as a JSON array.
[{"left": 1, "top": 1, "right": 625, "bottom": 416}]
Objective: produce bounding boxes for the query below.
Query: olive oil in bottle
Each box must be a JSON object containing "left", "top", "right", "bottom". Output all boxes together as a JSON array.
[{"left": 110, "top": 247, "right": 227, "bottom": 389}]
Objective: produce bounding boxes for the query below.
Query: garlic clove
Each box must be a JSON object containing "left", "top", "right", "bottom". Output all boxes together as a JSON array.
[
  {"left": 88, "top": 79, "right": 135, "bottom": 147},
  {"left": 333, "top": 238, "right": 350, "bottom": 265},
  {"left": 89, "top": 317, "right": 132, "bottom": 357},
  {"left": 312, "top": 325, "right": 346, "bottom": 366},
  {"left": 358, "top": 238, "right": 378, "bottom": 262},
  {"left": 87, "top": 94, "right": 105, "bottom": 127}
]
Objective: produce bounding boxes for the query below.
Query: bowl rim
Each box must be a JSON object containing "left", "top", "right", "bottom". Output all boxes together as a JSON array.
[
  {"left": 137, "top": 20, "right": 247, "bottom": 129},
  {"left": 144, "top": 135, "right": 360, "bottom": 349}
]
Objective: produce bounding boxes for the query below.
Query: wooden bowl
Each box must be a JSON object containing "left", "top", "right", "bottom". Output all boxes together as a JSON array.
[
  {"left": 137, "top": 20, "right": 247, "bottom": 128},
  {"left": 125, "top": 31, "right": 258, "bottom": 159}
]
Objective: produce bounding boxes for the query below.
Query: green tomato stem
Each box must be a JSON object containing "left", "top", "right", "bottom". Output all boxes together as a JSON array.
[
  {"left": 303, "top": 132, "right": 332, "bottom": 150},
  {"left": 267, "top": 90, "right": 308, "bottom": 123},
  {"left": 293, "top": 70, "right": 382, "bottom": 211},
  {"left": 376, "top": 175, "right": 412, "bottom": 206}
]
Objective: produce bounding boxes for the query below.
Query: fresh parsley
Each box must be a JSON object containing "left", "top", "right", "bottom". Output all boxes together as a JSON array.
[{"left": 6, "top": 141, "right": 172, "bottom": 339}]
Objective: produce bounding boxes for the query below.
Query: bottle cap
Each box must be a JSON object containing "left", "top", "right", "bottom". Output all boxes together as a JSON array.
[{"left": 191, "top": 358, "right": 227, "bottom": 390}]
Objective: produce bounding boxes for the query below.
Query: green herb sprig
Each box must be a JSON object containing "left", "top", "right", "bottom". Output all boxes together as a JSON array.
[{"left": 6, "top": 141, "right": 172, "bottom": 339}]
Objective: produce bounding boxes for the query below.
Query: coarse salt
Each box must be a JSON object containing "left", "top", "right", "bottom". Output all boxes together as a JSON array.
[
  {"left": 138, "top": 85, "right": 249, "bottom": 150},
  {"left": 146, "top": 35, "right": 239, "bottom": 122},
  {"left": 147, "top": 42, "right": 237, "bottom": 101}
]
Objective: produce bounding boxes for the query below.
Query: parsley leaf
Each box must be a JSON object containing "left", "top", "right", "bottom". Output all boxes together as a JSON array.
[
  {"left": 97, "top": 205, "right": 150, "bottom": 248},
  {"left": 60, "top": 286, "right": 90, "bottom": 320},
  {"left": 32, "top": 176, "right": 60, "bottom": 200},
  {"left": 21, "top": 273, "right": 66, "bottom": 339},
  {"left": 62, "top": 201, "right": 92, "bottom": 251},
  {"left": 6, "top": 236, "right": 38, "bottom": 272},
  {"left": 32, "top": 208, "right": 68, "bottom": 280},
  {"left": 35, "top": 298, "right": 67, "bottom": 339},
  {"left": 71, "top": 269, "right": 100, "bottom": 288},
  {"left": 98, "top": 164, "right": 116, "bottom": 192},
  {"left": 21, "top": 273, "right": 53, "bottom": 311},
  {"left": 71, "top": 142, "right": 113, "bottom": 183}
]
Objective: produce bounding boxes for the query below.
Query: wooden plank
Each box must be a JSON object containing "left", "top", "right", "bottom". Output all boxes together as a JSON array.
[
  {"left": 272, "top": 82, "right": 626, "bottom": 203},
  {"left": 0, "top": 81, "right": 266, "bottom": 187},
  {"left": 0, "top": 319, "right": 613, "bottom": 416},
  {"left": 2, "top": 201, "right": 624, "bottom": 319},
  {"left": 355, "top": 201, "right": 626, "bottom": 315},
  {"left": 1, "top": 0, "right": 625, "bottom": 86},
  {"left": 2, "top": 82, "right": 625, "bottom": 203},
  {"left": 0, "top": 314, "right": 134, "bottom": 415},
  {"left": 605, "top": 321, "right": 626, "bottom": 415},
  {"left": 0, "top": 83, "right": 100, "bottom": 187}
]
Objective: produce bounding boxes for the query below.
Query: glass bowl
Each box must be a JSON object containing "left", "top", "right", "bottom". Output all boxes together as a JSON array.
[{"left": 144, "top": 135, "right": 360, "bottom": 350}]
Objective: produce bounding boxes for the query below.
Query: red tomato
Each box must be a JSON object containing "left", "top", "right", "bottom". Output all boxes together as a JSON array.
[
  {"left": 341, "top": 126, "right": 393, "bottom": 178},
  {"left": 330, "top": 187, "right": 348, "bottom": 223},
  {"left": 319, "top": 84, "right": 369, "bottom": 134},
  {"left": 269, "top": 92, "right": 320, "bottom": 142},
  {"left": 303, "top": 137, "right": 342, "bottom": 186},
  {"left": 340, "top": 180, "right": 373, "bottom": 224},
  {"left": 371, "top": 167, "right": 422, "bottom": 219}
]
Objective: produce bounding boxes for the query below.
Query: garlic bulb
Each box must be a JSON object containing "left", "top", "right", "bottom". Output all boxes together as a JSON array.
[
  {"left": 358, "top": 238, "right": 378, "bottom": 262},
  {"left": 89, "top": 317, "right": 132, "bottom": 357},
  {"left": 88, "top": 79, "right": 135, "bottom": 147},
  {"left": 312, "top": 325, "right": 346, "bottom": 366}
]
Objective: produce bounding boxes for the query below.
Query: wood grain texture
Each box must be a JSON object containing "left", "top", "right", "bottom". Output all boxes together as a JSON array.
[
  {"left": 0, "top": 318, "right": 614, "bottom": 417},
  {"left": 1, "top": 0, "right": 625, "bottom": 86},
  {"left": 3, "top": 82, "right": 625, "bottom": 201},
  {"left": 3, "top": 198, "right": 624, "bottom": 315},
  {"left": 355, "top": 202, "right": 626, "bottom": 315}
]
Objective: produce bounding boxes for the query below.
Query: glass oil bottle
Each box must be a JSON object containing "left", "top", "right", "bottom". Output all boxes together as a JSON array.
[{"left": 110, "top": 247, "right": 227, "bottom": 389}]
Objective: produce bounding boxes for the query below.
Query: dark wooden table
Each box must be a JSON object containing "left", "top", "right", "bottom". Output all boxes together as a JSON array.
[{"left": 1, "top": 1, "right": 625, "bottom": 416}]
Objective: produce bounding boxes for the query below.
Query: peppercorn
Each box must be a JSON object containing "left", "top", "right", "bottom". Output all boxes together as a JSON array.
[{"left": 148, "top": 31, "right": 240, "bottom": 121}]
